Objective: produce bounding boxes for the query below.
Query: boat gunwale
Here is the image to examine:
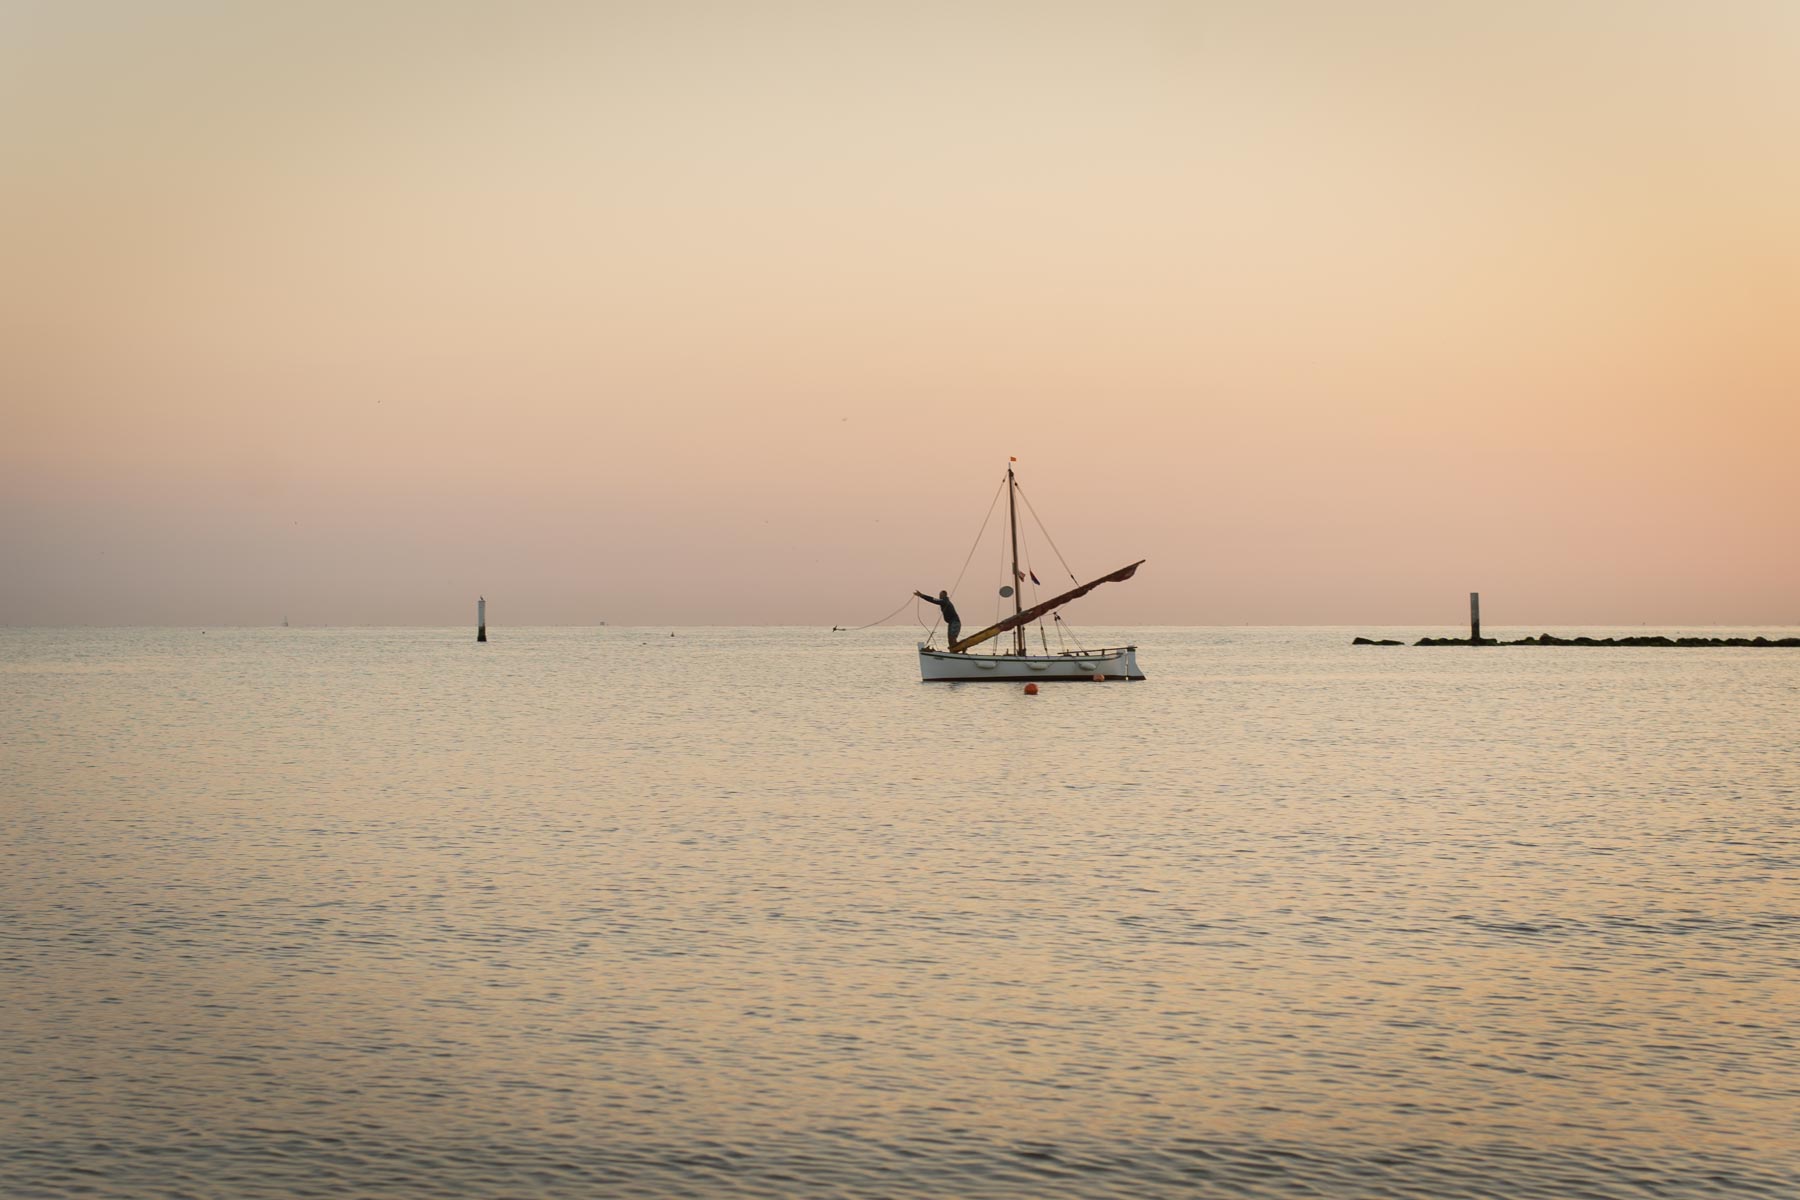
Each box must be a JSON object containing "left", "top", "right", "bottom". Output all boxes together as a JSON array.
[
  {"left": 917, "top": 643, "right": 1144, "bottom": 680},
  {"left": 918, "top": 644, "right": 1138, "bottom": 662}
]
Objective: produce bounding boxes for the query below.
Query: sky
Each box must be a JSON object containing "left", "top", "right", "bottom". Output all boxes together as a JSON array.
[{"left": 4, "top": 0, "right": 1797, "bottom": 627}]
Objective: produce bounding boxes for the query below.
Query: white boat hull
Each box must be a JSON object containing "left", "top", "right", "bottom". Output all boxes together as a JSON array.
[{"left": 919, "top": 644, "right": 1144, "bottom": 682}]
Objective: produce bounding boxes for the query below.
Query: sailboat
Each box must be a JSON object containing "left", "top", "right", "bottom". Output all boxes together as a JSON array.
[{"left": 919, "top": 462, "right": 1145, "bottom": 682}]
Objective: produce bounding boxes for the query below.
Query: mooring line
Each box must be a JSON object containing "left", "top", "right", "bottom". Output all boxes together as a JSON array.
[{"left": 838, "top": 594, "right": 919, "bottom": 631}]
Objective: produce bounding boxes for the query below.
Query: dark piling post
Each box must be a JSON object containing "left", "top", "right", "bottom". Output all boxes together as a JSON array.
[
  {"left": 478, "top": 596, "right": 487, "bottom": 643},
  {"left": 1470, "top": 592, "right": 1481, "bottom": 643}
]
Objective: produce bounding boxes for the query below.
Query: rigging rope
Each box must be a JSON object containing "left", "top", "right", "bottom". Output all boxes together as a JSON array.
[
  {"left": 1017, "top": 515, "right": 1050, "bottom": 654},
  {"left": 1053, "top": 610, "right": 1090, "bottom": 654},
  {"left": 1014, "top": 481, "right": 1080, "bottom": 584},
  {"left": 950, "top": 476, "right": 1007, "bottom": 600}
]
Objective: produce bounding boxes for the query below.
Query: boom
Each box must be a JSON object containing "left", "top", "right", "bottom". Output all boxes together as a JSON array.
[{"left": 949, "top": 560, "right": 1145, "bottom": 653}]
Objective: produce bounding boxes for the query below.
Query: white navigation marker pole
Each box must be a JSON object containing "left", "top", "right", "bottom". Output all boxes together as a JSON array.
[
  {"left": 478, "top": 596, "right": 487, "bottom": 643},
  {"left": 1470, "top": 592, "right": 1481, "bottom": 643}
]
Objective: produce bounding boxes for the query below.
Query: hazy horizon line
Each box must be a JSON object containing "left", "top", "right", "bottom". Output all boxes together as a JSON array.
[{"left": 7, "top": 622, "right": 1798, "bottom": 632}]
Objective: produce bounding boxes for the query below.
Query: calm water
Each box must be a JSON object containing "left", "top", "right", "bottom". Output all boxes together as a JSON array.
[{"left": 3, "top": 626, "right": 1797, "bottom": 1199}]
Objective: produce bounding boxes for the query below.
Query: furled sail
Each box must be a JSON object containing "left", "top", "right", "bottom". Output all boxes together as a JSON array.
[{"left": 949, "top": 560, "right": 1145, "bottom": 652}]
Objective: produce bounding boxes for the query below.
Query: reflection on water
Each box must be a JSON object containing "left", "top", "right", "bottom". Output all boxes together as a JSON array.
[{"left": 3, "top": 627, "right": 1797, "bottom": 1198}]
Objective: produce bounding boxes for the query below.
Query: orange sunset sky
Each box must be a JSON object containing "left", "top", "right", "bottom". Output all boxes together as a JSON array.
[{"left": 4, "top": 1, "right": 1796, "bottom": 627}]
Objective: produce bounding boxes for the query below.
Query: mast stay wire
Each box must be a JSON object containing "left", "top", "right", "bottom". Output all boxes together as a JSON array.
[
  {"left": 1025, "top": 478, "right": 1081, "bottom": 654},
  {"left": 1022, "top": 528, "right": 1075, "bottom": 654},
  {"left": 1017, "top": 519, "right": 1053, "bottom": 655},
  {"left": 1013, "top": 480, "right": 1080, "bottom": 585},
  {"left": 1016, "top": 476, "right": 1099, "bottom": 652},
  {"left": 951, "top": 475, "right": 1008, "bottom": 600},
  {"left": 1011, "top": 479, "right": 1087, "bottom": 655}
]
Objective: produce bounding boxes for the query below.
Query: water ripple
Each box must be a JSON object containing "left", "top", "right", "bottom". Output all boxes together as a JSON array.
[{"left": 3, "top": 626, "right": 1796, "bottom": 1197}]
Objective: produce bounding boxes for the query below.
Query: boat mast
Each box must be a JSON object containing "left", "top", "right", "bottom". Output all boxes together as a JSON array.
[{"left": 1007, "top": 461, "right": 1025, "bottom": 655}]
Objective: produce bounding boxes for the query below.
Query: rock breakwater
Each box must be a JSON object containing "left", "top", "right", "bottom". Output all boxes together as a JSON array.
[{"left": 1353, "top": 634, "right": 1800, "bottom": 647}]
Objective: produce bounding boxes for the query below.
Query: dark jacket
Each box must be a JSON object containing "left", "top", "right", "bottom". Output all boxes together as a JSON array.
[{"left": 919, "top": 593, "right": 960, "bottom": 625}]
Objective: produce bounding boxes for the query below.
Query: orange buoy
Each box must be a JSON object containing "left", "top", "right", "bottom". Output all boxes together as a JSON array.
[
  {"left": 1023, "top": 682, "right": 1039, "bottom": 695},
  {"left": 1092, "top": 673, "right": 1105, "bottom": 682}
]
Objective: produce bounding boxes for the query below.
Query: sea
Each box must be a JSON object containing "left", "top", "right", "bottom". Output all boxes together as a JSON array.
[{"left": 3, "top": 626, "right": 1797, "bottom": 1199}]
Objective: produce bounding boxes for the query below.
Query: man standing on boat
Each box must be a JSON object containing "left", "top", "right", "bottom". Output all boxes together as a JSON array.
[{"left": 915, "top": 589, "right": 962, "bottom": 650}]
